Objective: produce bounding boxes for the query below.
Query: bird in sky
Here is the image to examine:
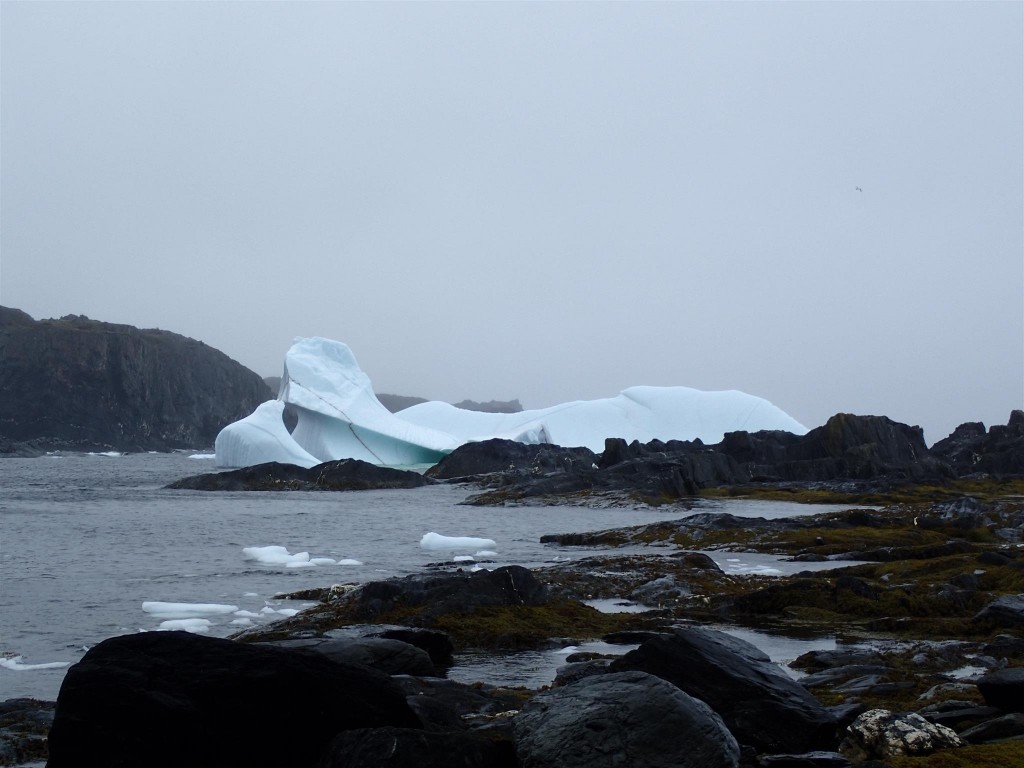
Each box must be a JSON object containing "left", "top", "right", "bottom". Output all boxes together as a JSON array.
[{"left": 855, "top": 186, "right": 863, "bottom": 192}]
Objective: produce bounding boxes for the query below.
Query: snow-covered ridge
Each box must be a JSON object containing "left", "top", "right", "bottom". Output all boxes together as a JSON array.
[{"left": 215, "top": 337, "right": 807, "bottom": 468}]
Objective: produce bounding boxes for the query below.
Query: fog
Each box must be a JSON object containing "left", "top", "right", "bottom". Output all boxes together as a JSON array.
[{"left": 2, "top": 1, "right": 1021, "bottom": 444}]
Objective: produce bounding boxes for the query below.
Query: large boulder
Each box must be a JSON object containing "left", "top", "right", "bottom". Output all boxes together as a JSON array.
[
  {"left": 47, "top": 631, "right": 420, "bottom": 768},
  {"left": 610, "top": 627, "right": 839, "bottom": 753},
  {"left": 973, "top": 594, "right": 1024, "bottom": 629},
  {"left": 976, "top": 667, "right": 1024, "bottom": 712},
  {"left": 512, "top": 670, "right": 740, "bottom": 768},
  {"left": 839, "top": 709, "right": 963, "bottom": 760}
]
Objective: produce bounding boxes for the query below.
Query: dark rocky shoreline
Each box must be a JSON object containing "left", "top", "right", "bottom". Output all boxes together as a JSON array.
[{"left": 4, "top": 412, "right": 1023, "bottom": 766}]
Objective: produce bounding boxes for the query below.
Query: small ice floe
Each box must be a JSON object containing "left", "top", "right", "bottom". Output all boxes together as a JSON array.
[
  {"left": 230, "top": 618, "right": 253, "bottom": 626},
  {"left": 87, "top": 451, "right": 123, "bottom": 458},
  {"left": 242, "top": 545, "right": 337, "bottom": 568},
  {"left": 0, "top": 654, "right": 71, "bottom": 671},
  {"left": 420, "top": 532, "right": 497, "bottom": 551},
  {"left": 142, "top": 602, "right": 240, "bottom": 619},
  {"left": 336, "top": 558, "right": 364, "bottom": 566},
  {"left": 453, "top": 555, "right": 475, "bottom": 562},
  {"left": 158, "top": 618, "right": 212, "bottom": 633},
  {"left": 188, "top": 453, "right": 217, "bottom": 460},
  {"left": 233, "top": 610, "right": 262, "bottom": 619},
  {"left": 475, "top": 550, "right": 498, "bottom": 558}
]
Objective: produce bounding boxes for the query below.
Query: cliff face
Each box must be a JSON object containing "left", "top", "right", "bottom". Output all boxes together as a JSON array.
[{"left": 0, "top": 307, "right": 272, "bottom": 453}]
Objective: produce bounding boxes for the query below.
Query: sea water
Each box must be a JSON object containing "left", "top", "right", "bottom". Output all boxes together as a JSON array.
[{"left": 1, "top": 452, "right": 858, "bottom": 701}]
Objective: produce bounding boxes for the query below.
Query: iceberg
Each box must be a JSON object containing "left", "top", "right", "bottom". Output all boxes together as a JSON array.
[{"left": 214, "top": 337, "right": 807, "bottom": 468}]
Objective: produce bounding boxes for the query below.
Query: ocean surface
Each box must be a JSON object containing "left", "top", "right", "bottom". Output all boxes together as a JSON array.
[{"left": 1, "top": 452, "right": 861, "bottom": 701}]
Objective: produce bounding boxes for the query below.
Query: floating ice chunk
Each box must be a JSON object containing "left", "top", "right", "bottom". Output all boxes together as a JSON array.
[
  {"left": 0, "top": 655, "right": 71, "bottom": 671},
  {"left": 87, "top": 451, "right": 123, "bottom": 458},
  {"left": 336, "top": 558, "right": 364, "bottom": 566},
  {"left": 453, "top": 555, "right": 475, "bottom": 562},
  {"left": 259, "top": 606, "right": 299, "bottom": 616},
  {"left": 230, "top": 618, "right": 253, "bottom": 626},
  {"left": 158, "top": 618, "right": 212, "bottom": 633},
  {"left": 243, "top": 545, "right": 296, "bottom": 564},
  {"left": 475, "top": 550, "right": 498, "bottom": 557},
  {"left": 142, "top": 602, "right": 239, "bottom": 619},
  {"left": 420, "top": 532, "right": 498, "bottom": 551},
  {"left": 233, "top": 610, "right": 262, "bottom": 618},
  {"left": 188, "top": 453, "right": 217, "bottom": 460},
  {"left": 244, "top": 545, "right": 331, "bottom": 568},
  {"left": 216, "top": 337, "right": 808, "bottom": 467}
]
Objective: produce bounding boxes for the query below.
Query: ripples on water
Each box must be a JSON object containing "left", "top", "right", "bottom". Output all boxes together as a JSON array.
[{"left": 1, "top": 452, "right": 860, "bottom": 700}]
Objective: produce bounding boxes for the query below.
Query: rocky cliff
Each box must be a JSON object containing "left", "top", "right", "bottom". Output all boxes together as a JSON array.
[{"left": 0, "top": 307, "right": 272, "bottom": 454}]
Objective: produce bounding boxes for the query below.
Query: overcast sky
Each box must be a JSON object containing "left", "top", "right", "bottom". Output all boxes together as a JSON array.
[{"left": 2, "top": 1, "right": 1021, "bottom": 445}]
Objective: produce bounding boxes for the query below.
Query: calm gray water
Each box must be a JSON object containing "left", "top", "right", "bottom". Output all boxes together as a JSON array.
[{"left": 1, "top": 452, "right": 858, "bottom": 701}]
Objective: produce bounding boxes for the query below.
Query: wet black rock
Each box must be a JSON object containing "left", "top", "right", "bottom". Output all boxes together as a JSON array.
[
  {"left": 47, "top": 631, "right": 420, "bottom": 768},
  {"left": 610, "top": 626, "right": 839, "bottom": 754},
  {"left": 973, "top": 593, "right": 1024, "bottom": 629},
  {"left": 166, "top": 459, "right": 431, "bottom": 491},
  {"left": 958, "top": 712, "right": 1024, "bottom": 744},
  {"left": 261, "top": 636, "right": 438, "bottom": 677},
  {"left": 790, "top": 651, "right": 888, "bottom": 671},
  {"left": 0, "top": 698, "right": 52, "bottom": 767},
  {"left": 917, "top": 701, "right": 1003, "bottom": 732},
  {"left": 512, "top": 670, "right": 740, "bottom": 768},
  {"left": 976, "top": 667, "right": 1024, "bottom": 712},
  {"left": 376, "top": 627, "right": 455, "bottom": 669},
  {"left": 332, "top": 565, "right": 550, "bottom": 625},
  {"left": 389, "top": 676, "right": 525, "bottom": 726},
  {"left": 931, "top": 410, "right": 1024, "bottom": 476},
  {"left": 755, "top": 752, "right": 852, "bottom": 768},
  {"left": 798, "top": 665, "right": 895, "bottom": 690},
  {"left": 317, "top": 727, "right": 518, "bottom": 768},
  {"left": 425, "top": 438, "right": 597, "bottom": 481},
  {"left": 453, "top": 412, "right": 1003, "bottom": 506},
  {"left": 0, "top": 307, "right": 271, "bottom": 454}
]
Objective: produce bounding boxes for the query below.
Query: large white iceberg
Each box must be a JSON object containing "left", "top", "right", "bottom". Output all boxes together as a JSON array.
[{"left": 214, "top": 337, "right": 807, "bottom": 468}]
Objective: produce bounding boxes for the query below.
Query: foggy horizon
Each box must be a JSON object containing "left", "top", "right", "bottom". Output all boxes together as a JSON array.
[{"left": 2, "top": 1, "right": 1022, "bottom": 446}]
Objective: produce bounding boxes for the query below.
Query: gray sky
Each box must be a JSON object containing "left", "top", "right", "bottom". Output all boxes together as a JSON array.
[{"left": 2, "top": 1, "right": 1022, "bottom": 445}]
